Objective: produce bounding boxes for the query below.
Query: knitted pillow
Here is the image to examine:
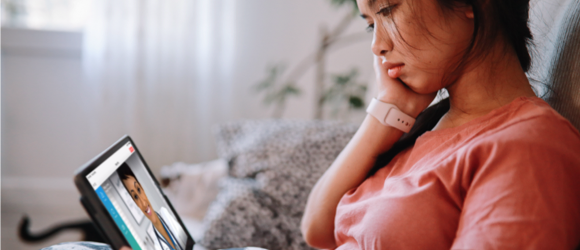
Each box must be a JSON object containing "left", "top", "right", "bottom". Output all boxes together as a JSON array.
[
  {"left": 199, "top": 120, "right": 358, "bottom": 250},
  {"left": 214, "top": 120, "right": 358, "bottom": 178},
  {"left": 544, "top": 0, "right": 580, "bottom": 130}
]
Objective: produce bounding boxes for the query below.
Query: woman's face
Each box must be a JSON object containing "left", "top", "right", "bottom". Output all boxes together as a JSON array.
[
  {"left": 122, "top": 176, "right": 157, "bottom": 224},
  {"left": 358, "top": 0, "right": 474, "bottom": 94}
]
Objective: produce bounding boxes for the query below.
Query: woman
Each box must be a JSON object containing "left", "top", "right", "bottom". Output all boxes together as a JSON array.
[
  {"left": 116, "top": 163, "right": 186, "bottom": 250},
  {"left": 301, "top": 0, "right": 580, "bottom": 249}
]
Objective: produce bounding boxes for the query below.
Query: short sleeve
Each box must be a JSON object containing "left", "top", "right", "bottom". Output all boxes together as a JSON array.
[{"left": 451, "top": 119, "right": 580, "bottom": 249}]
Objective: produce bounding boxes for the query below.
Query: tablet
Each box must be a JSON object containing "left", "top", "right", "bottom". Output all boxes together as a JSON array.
[{"left": 74, "top": 135, "right": 195, "bottom": 250}]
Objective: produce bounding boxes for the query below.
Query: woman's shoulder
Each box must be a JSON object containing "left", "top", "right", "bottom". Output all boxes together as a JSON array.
[
  {"left": 465, "top": 97, "right": 580, "bottom": 163},
  {"left": 478, "top": 97, "right": 579, "bottom": 142}
]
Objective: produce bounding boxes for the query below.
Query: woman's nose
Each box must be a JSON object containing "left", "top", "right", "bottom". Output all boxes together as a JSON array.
[{"left": 371, "top": 24, "right": 393, "bottom": 56}]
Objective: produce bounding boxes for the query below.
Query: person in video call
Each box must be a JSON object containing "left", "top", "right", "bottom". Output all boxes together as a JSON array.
[
  {"left": 301, "top": 0, "right": 580, "bottom": 249},
  {"left": 117, "top": 163, "right": 186, "bottom": 250}
]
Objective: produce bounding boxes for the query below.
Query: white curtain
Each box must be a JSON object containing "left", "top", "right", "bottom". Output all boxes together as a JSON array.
[{"left": 83, "top": 0, "right": 238, "bottom": 173}]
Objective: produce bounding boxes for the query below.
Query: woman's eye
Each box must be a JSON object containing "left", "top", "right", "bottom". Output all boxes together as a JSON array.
[
  {"left": 377, "top": 5, "right": 396, "bottom": 17},
  {"left": 133, "top": 194, "right": 138, "bottom": 200},
  {"left": 366, "top": 23, "right": 375, "bottom": 33}
]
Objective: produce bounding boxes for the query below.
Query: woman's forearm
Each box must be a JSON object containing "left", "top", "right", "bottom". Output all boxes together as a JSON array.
[{"left": 301, "top": 114, "right": 404, "bottom": 249}]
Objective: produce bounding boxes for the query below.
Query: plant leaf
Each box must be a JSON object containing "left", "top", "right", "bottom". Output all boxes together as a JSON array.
[
  {"left": 328, "top": 0, "right": 359, "bottom": 13},
  {"left": 283, "top": 84, "right": 301, "bottom": 95},
  {"left": 349, "top": 96, "right": 364, "bottom": 109}
]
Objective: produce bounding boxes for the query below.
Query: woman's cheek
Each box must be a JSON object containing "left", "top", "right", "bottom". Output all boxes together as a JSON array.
[{"left": 140, "top": 201, "right": 147, "bottom": 212}]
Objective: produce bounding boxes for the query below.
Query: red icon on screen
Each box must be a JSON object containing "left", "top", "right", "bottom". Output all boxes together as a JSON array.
[{"left": 129, "top": 146, "right": 134, "bottom": 153}]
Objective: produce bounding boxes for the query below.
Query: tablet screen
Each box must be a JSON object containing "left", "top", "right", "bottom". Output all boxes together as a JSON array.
[{"left": 85, "top": 141, "right": 188, "bottom": 250}]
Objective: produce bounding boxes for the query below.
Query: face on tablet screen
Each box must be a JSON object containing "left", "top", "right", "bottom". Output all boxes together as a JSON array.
[
  {"left": 86, "top": 142, "right": 189, "bottom": 250},
  {"left": 117, "top": 165, "right": 157, "bottom": 223}
]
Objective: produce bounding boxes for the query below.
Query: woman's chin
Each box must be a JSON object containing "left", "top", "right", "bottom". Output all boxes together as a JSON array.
[
  {"left": 405, "top": 83, "right": 432, "bottom": 95},
  {"left": 400, "top": 76, "right": 423, "bottom": 92},
  {"left": 146, "top": 213, "right": 157, "bottom": 223},
  {"left": 402, "top": 75, "right": 443, "bottom": 95},
  {"left": 407, "top": 82, "right": 443, "bottom": 95}
]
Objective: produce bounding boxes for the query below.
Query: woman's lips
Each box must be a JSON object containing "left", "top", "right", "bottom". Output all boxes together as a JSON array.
[
  {"left": 146, "top": 206, "right": 152, "bottom": 216},
  {"left": 387, "top": 65, "right": 403, "bottom": 78},
  {"left": 381, "top": 58, "right": 404, "bottom": 79}
]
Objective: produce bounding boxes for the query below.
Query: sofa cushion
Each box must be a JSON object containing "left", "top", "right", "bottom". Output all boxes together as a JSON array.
[
  {"left": 201, "top": 177, "right": 305, "bottom": 250},
  {"left": 200, "top": 120, "right": 358, "bottom": 250},
  {"left": 543, "top": 0, "right": 580, "bottom": 130},
  {"left": 214, "top": 119, "right": 358, "bottom": 178}
]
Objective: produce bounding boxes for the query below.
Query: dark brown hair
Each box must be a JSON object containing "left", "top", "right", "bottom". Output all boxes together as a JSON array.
[
  {"left": 368, "top": 0, "right": 533, "bottom": 176},
  {"left": 116, "top": 162, "right": 137, "bottom": 182},
  {"left": 446, "top": 0, "right": 533, "bottom": 72}
]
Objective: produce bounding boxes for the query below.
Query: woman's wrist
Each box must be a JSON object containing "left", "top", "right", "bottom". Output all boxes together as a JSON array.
[
  {"left": 376, "top": 95, "right": 425, "bottom": 118},
  {"left": 363, "top": 113, "right": 405, "bottom": 152}
]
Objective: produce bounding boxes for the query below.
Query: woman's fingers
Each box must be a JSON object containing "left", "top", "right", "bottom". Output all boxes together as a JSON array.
[
  {"left": 119, "top": 246, "right": 132, "bottom": 250},
  {"left": 372, "top": 55, "right": 436, "bottom": 117}
]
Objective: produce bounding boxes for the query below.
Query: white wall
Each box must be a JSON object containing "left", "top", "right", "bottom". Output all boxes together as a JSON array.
[
  {"left": 230, "top": 1, "right": 374, "bottom": 120},
  {"left": 2, "top": 28, "right": 93, "bottom": 179},
  {"left": 2, "top": 1, "right": 374, "bottom": 185}
]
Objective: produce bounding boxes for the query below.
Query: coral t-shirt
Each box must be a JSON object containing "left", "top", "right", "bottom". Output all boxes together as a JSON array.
[{"left": 334, "top": 97, "right": 580, "bottom": 249}]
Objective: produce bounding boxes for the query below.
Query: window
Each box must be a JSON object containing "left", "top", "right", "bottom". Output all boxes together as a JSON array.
[{"left": 2, "top": 0, "right": 92, "bottom": 31}]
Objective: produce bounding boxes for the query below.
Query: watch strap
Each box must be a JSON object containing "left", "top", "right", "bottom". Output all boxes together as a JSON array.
[{"left": 366, "top": 98, "right": 415, "bottom": 133}]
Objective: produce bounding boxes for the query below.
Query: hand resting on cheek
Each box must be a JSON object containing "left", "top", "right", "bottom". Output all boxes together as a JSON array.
[{"left": 373, "top": 55, "right": 436, "bottom": 118}]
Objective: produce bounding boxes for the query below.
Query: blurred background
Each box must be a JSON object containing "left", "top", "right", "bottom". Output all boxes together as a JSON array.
[
  {"left": 1, "top": 0, "right": 374, "bottom": 249},
  {"left": 2, "top": 0, "right": 571, "bottom": 248}
]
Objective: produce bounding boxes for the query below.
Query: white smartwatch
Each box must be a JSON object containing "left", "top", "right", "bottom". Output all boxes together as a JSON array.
[{"left": 366, "top": 98, "right": 416, "bottom": 133}]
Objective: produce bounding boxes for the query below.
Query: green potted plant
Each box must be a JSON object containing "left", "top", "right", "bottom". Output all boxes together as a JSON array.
[{"left": 254, "top": 0, "right": 370, "bottom": 120}]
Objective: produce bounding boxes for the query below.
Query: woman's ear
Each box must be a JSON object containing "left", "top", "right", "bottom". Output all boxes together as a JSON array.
[
  {"left": 463, "top": 4, "right": 474, "bottom": 19},
  {"left": 465, "top": 9, "right": 474, "bottom": 19},
  {"left": 457, "top": 4, "right": 474, "bottom": 19}
]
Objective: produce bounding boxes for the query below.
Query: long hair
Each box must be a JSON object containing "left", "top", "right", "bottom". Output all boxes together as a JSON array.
[{"left": 368, "top": 0, "right": 533, "bottom": 177}]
